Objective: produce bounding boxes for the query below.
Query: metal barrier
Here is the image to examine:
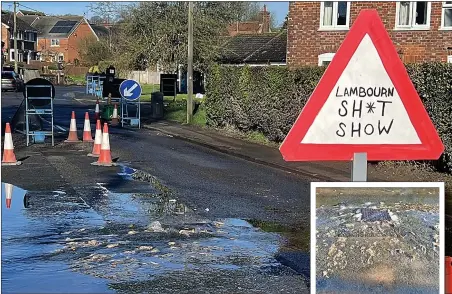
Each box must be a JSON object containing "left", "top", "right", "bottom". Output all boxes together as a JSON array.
[
  {"left": 86, "top": 75, "right": 105, "bottom": 97},
  {"left": 120, "top": 97, "right": 141, "bottom": 128},
  {"left": 25, "top": 83, "right": 54, "bottom": 146}
]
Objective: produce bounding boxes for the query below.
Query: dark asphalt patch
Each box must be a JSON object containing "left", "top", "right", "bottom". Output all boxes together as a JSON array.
[{"left": 360, "top": 208, "right": 391, "bottom": 222}]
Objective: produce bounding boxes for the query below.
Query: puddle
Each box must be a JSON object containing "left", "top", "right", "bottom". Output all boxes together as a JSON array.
[
  {"left": 2, "top": 182, "right": 307, "bottom": 293},
  {"left": 2, "top": 182, "right": 111, "bottom": 293},
  {"left": 117, "top": 165, "right": 136, "bottom": 180}
]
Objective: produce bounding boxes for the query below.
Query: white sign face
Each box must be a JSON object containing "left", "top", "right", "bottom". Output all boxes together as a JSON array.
[{"left": 301, "top": 34, "right": 421, "bottom": 145}]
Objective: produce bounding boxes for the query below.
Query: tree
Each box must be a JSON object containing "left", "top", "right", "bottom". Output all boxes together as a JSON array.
[
  {"left": 281, "top": 14, "right": 288, "bottom": 29},
  {"left": 89, "top": 15, "right": 104, "bottom": 25},
  {"left": 77, "top": 36, "right": 111, "bottom": 66},
  {"left": 115, "top": 2, "right": 245, "bottom": 73},
  {"left": 88, "top": 1, "right": 124, "bottom": 24}
]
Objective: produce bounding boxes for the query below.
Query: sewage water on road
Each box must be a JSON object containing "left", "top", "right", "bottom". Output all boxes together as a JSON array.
[{"left": 2, "top": 181, "right": 307, "bottom": 293}]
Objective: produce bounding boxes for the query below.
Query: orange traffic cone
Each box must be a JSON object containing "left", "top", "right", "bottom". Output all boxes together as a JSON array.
[
  {"left": 2, "top": 123, "right": 21, "bottom": 166},
  {"left": 83, "top": 112, "right": 93, "bottom": 142},
  {"left": 92, "top": 123, "right": 115, "bottom": 166},
  {"left": 111, "top": 104, "right": 119, "bottom": 126},
  {"left": 94, "top": 99, "right": 100, "bottom": 121},
  {"left": 5, "top": 182, "right": 12, "bottom": 209},
  {"left": 447, "top": 256, "right": 452, "bottom": 294},
  {"left": 88, "top": 120, "right": 102, "bottom": 157},
  {"left": 64, "top": 111, "right": 80, "bottom": 142}
]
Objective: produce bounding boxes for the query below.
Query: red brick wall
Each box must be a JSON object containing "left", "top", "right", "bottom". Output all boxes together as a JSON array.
[
  {"left": 67, "top": 21, "right": 97, "bottom": 62},
  {"left": 37, "top": 37, "right": 69, "bottom": 61},
  {"left": 1, "top": 24, "right": 9, "bottom": 48},
  {"left": 287, "top": 2, "right": 452, "bottom": 67},
  {"left": 37, "top": 20, "right": 97, "bottom": 63}
]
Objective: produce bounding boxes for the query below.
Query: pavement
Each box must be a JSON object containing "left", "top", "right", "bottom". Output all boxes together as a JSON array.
[{"left": 141, "top": 121, "right": 388, "bottom": 182}]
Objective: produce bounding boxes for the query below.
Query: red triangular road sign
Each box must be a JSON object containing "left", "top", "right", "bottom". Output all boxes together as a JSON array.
[{"left": 280, "top": 9, "right": 444, "bottom": 162}]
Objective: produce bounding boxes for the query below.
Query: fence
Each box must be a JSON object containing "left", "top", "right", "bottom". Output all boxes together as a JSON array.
[
  {"left": 65, "top": 66, "right": 89, "bottom": 76},
  {"left": 124, "top": 70, "right": 162, "bottom": 85}
]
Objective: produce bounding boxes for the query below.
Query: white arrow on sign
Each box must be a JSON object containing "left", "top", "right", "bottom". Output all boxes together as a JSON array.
[{"left": 123, "top": 83, "right": 138, "bottom": 97}]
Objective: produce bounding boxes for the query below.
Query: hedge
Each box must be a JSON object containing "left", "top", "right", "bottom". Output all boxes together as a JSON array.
[{"left": 205, "top": 63, "right": 452, "bottom": 173}]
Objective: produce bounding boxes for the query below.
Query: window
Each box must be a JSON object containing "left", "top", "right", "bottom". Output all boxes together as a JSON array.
[
  {"left": 320, "top": 2, "right": 350, "bottom": 29},
  {"left": 318, "top": 53, "right": 335, "bottom": 66},
  {"left": 441, "top": 1, "right": 452, "bottom": 29},
  {"left": 448, "top": 56, "right": 452, "bottom": 63},
  {"left": 396, "top": 2, "right": 431, "bottom": 29},
  {"left": 51, "top": 39, "right": 60, "bottom": 46},
  {"left": 58, "top": 54, "right": 64, "bottom": 62}
]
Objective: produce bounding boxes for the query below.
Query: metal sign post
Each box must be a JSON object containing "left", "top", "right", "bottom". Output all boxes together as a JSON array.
[
  {"left": 119, "top": 79, "right": 142, "bottom": 128},
  {"left": 352, "top": 153, "right": 367, "bottom": 182}
]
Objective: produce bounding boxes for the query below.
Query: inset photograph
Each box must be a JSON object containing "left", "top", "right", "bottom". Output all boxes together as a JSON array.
[{"left": 311, "top": 183, "right": 445, "bottom": 294}]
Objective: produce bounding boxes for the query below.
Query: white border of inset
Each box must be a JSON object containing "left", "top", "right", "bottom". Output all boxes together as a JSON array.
[{"left": 310, "top": 182, "right": 445, "bottom": 294}]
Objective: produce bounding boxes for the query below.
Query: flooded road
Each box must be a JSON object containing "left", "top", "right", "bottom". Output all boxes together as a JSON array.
[{"left": 1, "top": 167, "right": 308, "bottom": 293}]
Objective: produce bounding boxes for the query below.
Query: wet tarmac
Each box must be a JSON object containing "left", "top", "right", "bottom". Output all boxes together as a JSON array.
[
  {"left": 315, "top": 188, "right": 440, "bottom": 294},
  {"left": 1, "top": 166, "right": 308, "bottom": 293}
]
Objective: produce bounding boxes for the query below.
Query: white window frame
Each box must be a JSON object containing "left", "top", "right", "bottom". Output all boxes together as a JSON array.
[
  {"left": 58, "top": 53, "right": 64, "bottom": 62},
  {"left": 51, "top": 39, "right": 60, "bottom": 47},
  {"left": 448, "top": 55, "right": 452, "bottom": 63},
  {"left": 319, "top": 1, "right": 351, "bottom": 30},
  {"left": 9, "top": 49, "right": 23, "bottom": 62},
  {"left": 441, "top": 1, "right": 452, "bottom": 30},
  {"left": 318, "top": 53, "right": 335, "bottom": 66},
  {"left": 395, "top": 1, "right": 431, "bottom": 30}
]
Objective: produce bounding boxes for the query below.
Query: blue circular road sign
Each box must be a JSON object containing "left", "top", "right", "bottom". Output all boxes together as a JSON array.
[{"left": 119, "top": 79, "right": 142, "bottom": 100}]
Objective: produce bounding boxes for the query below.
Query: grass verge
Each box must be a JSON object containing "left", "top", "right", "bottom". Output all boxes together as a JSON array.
[{"left": 66, "top": 75, "right": 86, "bottom": 85}]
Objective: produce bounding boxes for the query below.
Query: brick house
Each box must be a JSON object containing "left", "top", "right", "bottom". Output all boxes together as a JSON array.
[
  {"left": 287, "top": 1, "right": 452, "bottom": 67},
  {"left": 227, "top": 5, "right": 271, "bottom": 36},
  {"left": 22, "top": 15, "right": 108, "bottom": 64},
  {"left": 1, "top": 11, "right": 38, "bottom": 65}
]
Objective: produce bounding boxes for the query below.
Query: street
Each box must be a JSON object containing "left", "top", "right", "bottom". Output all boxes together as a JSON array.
[{"left": 2, "top": 87, "right": 311, "bottom": 293}]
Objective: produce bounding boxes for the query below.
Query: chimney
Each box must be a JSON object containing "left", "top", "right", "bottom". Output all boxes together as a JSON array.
[{"left": 260, "top": 5, "right": 271, "bottom": 33}]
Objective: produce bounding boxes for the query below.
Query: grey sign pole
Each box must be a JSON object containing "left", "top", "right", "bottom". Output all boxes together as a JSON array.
[{"left": 352, "top": 152, "right": 367, "bottom": 182}]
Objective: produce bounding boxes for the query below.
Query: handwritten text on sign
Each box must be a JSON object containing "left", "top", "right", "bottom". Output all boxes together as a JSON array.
[
  {"left": 335, "top": 86, "right": 393, "bottom": 138},
  {"left": 301, "top": 34, "right": 420, "bottom": 145}
]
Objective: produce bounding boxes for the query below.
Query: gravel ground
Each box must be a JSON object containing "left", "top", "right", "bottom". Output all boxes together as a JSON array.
[{"left": 316, "top": 188, "right": 440, "bottom": 294}]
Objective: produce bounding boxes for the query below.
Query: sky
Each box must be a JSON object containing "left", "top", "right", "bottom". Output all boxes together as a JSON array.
[{"left": 2, "top": 1, "right": 289, "bottom": 26}]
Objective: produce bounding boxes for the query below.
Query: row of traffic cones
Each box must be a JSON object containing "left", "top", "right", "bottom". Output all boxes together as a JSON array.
[
  {"left": 64, "top": 111, "right": 115, "bottom": 167},
  {"left": 1, "top": 109, "right": 116, "bottom": 167}
]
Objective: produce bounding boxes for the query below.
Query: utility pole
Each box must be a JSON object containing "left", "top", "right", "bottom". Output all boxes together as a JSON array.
[
  {"left": 13, "top": 1, "right": 18, "bottom": 73},
  {"left": 186, "top": 1, "right": 194, "bottom": 124}
]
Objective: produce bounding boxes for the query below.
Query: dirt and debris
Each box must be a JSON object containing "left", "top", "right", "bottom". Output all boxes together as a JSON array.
[{"left": 316, "top": 188, "right": 440, "bottom": 293}]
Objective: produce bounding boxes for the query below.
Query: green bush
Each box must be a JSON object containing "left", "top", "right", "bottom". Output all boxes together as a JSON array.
[
  {"left": 48, "top": 64, "right": 58, "bottom": 70},
  {"left": 205, "top": 63, "right": 452, "bottom": 173}
]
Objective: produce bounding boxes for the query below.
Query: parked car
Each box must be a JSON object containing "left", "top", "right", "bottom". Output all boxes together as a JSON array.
[{"left": 1, "top": 71, "right": 24, "bottom": 92}]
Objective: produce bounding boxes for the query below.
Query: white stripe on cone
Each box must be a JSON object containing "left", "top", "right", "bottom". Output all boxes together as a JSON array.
[
  {"left": 101, "top": 130, "right": 110, "bottom": 151},
  {"left": 4, "top": 131, "right": 14, "bottom": 150},
  {"left": 5, "top": 183, "right": 12, "bottom": 200},
  {"left": 94, "top": 128, "right": 102, "bottom": 145},
  {"left": 95, "top": 103, "right": 99, "bottom": 113},
  {"left": 84, "top": 118, "right": 91, "bottom": 132},
  {"left": 112, "top": 107, "right": 118, "bottom": 118},
  {"left": 70, "top": 118, "right": 77, "bottom": 131}
]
